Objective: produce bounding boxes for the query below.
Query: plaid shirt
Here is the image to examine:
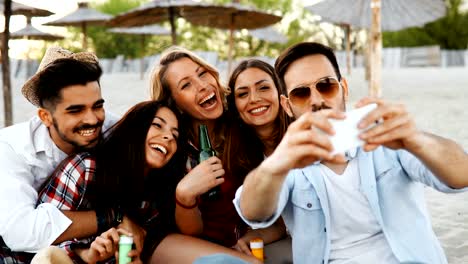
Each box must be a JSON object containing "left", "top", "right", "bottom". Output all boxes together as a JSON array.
[
  {"left": 0, "top": 153, "right": 96, "bottom": 264},
  {"left": 37, "top": 152, "right": 101, "bottom": 264},
  {"left": 0, "top": 240, "right": 35, "bottom": 264},
  {"left": 37, "top": 152, "right": 166, "bottom": 264}
]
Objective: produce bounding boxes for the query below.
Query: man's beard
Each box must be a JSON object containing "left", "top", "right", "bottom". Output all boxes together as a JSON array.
[{"left": 52, "top": 117, "right": 103, "bottom": 153}]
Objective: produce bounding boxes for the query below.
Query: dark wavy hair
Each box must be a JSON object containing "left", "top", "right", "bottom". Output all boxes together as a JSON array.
[
  {"left": 225, "top": 59, "right": 291, "bottom": 176},
  {"left": 92, "top": 100, "right": 186, "bottom": 217},
  {"left": 36, "top": 58, "right": 102, "bottom": 111}
]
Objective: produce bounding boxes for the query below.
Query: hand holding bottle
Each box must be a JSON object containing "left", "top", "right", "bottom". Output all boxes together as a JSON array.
[{"left": 176, "top": 156, "right": 225, "bottom": 205}]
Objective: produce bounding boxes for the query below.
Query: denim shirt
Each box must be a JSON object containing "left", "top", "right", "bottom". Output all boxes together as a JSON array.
[{"left": 234, "top": 147, "right": 467, "bottom": 264}]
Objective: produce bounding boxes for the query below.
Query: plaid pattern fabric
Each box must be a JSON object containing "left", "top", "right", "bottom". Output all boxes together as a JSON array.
[
  {"left": 37, "top": 152, "right": 98, "bottom": 264},
  {"left": 0, "top": 153, "right": 95, "bottom": 264},
  {"left": 38, "top": 152, "right": 95, "bottom": 210},
  {"left": 0, "top": 237, "right": 35, "bottom": 264}
]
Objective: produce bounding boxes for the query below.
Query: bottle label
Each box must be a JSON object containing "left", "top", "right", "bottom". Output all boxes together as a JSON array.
[{"left": 119, "top": 236, "right": 133, "bottom": 264}]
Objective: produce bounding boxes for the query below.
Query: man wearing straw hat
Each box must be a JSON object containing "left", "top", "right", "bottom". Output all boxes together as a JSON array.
[
  {"left": 0, "top": 47, "right": 123, "bottom": 263},
  {"left": 234, "top": 42, "right": 468, "bottom": 264}
]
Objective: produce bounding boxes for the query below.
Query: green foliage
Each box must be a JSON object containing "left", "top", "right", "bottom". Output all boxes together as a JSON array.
[
  {"left": 88, "top": 0, "right": 175, "bottom": 58},
  {"left": 176, "top": 0, "right": 313, "bottom": 59},
  {"left": 383, "top": 0, "right": 468, "bottom": 49},
  {"left": 54, "top": 0, "right": 325, "bottom": 60},
  {"left": 424, "top": 0, "right": 468, "bottom": 49},
  {"left": 52, "top": 0, "right": 468, "bottom": 62},
  {"left": 96, "top": 0, "right": 144, "bottom": 15}
]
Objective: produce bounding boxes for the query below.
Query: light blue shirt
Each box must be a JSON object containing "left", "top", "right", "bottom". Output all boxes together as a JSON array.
[{"left": 234, "top": 147, "right": 467, "bottom": 264}]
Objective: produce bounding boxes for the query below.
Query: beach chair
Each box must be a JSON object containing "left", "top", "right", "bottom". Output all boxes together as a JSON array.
[
  {"left": 142, "top": 54, "right": 161, "bottom": 79},
  {"left": 402, "top": 46, "right": 440, "bottom": 67},
  {"left": 112, "top": 55, "right": 126, "bottom": 73},
  {"left": 100, "top": 59, "right": 114, "bottom": 74}
]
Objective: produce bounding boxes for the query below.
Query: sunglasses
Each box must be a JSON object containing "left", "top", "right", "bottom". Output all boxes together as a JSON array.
[{"left": 287, "top": 76, "right": 341, "bottom": 106}]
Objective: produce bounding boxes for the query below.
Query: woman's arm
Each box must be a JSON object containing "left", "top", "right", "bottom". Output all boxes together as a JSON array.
[{"left": 174, "top": 156, "right": 225, "bottom": 235}]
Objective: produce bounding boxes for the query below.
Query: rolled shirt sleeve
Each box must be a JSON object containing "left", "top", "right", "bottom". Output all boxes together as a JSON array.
[
  {"left": 233, "top": 173, "right": 293, "bottom": 229},
  {"left": 397, "top": 149, "right": 468, "bottom": 193},
  {"left": 0, "top": 142, "right": 72, "bottom": 252}
]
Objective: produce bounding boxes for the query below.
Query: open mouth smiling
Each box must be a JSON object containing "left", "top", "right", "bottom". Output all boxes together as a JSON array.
[
  {"left": 198, "top": 91, "right": 217, "bottom": 108},
  {"left": 77, "top": 128, "right": 97, "bottom": 137},
  {"left": 150, "top": 143, "right": 168, "bottom": 155}
]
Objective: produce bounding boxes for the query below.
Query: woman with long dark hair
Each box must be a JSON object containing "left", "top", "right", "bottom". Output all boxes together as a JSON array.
[
  {"left": 227, "top": 59, "right": 292, "bottom": 260},
  {"left": 37, "top": 100, "right": 186, "bottom": 263}
]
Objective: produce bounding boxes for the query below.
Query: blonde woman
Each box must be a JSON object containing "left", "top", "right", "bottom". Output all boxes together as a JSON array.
[{"left": 149, "top": 47, "right": 260, "bottom": 263}]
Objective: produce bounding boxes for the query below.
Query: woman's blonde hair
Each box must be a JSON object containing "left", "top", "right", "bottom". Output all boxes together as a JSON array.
[{"left": 150, "top": 46, "right": 229, "bottom": 106}]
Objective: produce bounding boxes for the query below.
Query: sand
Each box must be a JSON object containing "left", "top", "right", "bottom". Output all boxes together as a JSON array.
[{"left": 2, "top": 67, "right": 468, "bottom": 262}]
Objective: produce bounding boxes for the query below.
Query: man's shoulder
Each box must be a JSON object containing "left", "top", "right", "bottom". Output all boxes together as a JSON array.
[
  {"left": 103, "top": 111, "right": 119, "bottom": 129},
  {"left": 0, "top": 120, "right": 31, "bottom": 137},
  {"left": 0, "top": 117, "right": 44, "bottom": 154},
  {"left": 0, "top": 117, "right": 37, "bottom": 141}
]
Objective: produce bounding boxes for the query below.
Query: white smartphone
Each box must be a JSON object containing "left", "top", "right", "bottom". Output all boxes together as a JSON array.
[{"left": 328, "top": 103, "right": 379, "bottom": 155}]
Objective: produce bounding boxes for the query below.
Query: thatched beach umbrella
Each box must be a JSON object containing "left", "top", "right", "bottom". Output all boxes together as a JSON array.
[
  {"left": 306, "top": 0, "right": 446, "bottom": 31},
  {"left": 11, "top": 18, "right": 63, "bottom": 41},
  {"left": 44, "top": 2, "right": 112, "bottom": 50},
  {"left": 1, "top": 1, "right": 54, "bottom": 127},
  {"left": 0, "top": 2, "right": 53, "bottom": 17},
  {"left": 108, "top": 0, "right": 281, "bottom": 73},
  {"left": 109, "top": 25, "right": 170, "bottom": 79},
  {"left": 109, "top": 0, "right": 220, "bottom": 45},
  {"left": 11, "top": 16, "right": 64, "bottom": 78},
  {"left": 183, "top": 1, "right": 281, "bottom": 74},
  {"left": 306, "top": 0, "right": 446, "bottom": 96}
]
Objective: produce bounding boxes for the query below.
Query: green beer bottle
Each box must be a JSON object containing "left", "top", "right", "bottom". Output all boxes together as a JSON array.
[{"left": 199, "top": 124, "right": 221, "bottom": 201}]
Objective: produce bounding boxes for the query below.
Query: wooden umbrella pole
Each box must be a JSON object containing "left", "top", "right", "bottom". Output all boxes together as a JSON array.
[
  {"left": 25, "top": 36, "right": 32, "bottom": 79},
  {"left": 169, "top": 7, "right": 177, "bottom": 45},
  {"left": 2, "top": 0, "right": 13, "bottom": 127},
  {"left": 369, "top": 0, "right": 382, "bottom": 97},
  {"left": 140, "top": 35, "right": 145, "bottom": 80},
  {"left": 227, "top": 15, "right": 235, "bottom": 78},
  {"left": 25, "top": 16, "right": 36, "bottom": 78},
  {"left": 82, "top": 22, "right": 87, "bottom": 50},
  {"left": 345, "top": 24, "right": 351, "bottom": 75}
]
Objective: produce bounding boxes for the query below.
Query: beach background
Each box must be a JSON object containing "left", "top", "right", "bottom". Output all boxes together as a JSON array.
[{"left": 1, "top": 67, "right": 467, "bottom": 262}]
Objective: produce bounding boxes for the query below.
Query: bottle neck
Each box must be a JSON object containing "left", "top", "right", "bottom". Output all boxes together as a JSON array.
[
  {"left": 199, "top": 124, "right": 213, "bottom": 151},
  {"left": 191, "top": 119, "right": 216, "bottom": 148}
]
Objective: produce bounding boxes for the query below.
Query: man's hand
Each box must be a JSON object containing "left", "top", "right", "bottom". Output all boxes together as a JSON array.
[
  {"left": 264, "top": 109, "right": 346, "bottom": 175},
  {"left": 356, "top": 97, "right": 421, "bottom": 152},
  {"left": 118, "top": 216, "right": 146, "bottom": 255}
]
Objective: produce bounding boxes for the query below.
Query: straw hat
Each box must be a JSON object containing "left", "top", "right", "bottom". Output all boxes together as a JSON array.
[{"left": 21, "top": 46, "right": 99, "bottom": 107}]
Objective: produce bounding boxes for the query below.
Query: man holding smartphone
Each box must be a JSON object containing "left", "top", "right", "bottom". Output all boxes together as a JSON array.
[{"left": 234, "top": 42, "right": 468, "bottom": 264}]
